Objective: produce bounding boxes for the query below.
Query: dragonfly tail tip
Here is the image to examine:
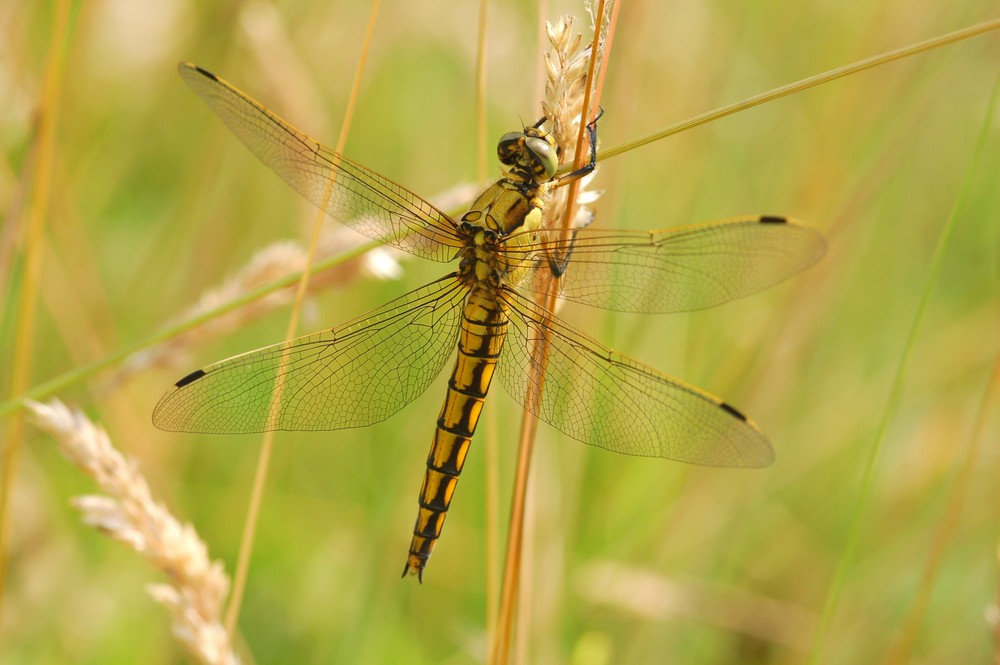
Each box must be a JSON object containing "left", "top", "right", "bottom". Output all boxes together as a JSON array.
[{"left": 401, "top": 557, "right": 426, "bottom": 583}]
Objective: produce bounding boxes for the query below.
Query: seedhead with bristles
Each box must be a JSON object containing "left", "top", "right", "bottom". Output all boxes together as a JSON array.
[
  {"left": 28, "top": 400, "right": 240, "bottom": 665},
  {"left": 541, "top": 16, "right": 603, "bottom": 236}
]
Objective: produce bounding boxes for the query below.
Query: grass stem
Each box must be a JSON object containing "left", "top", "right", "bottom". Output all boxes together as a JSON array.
[
  {"left": 806, "top": 57, "right": 1000, "bottom": 665},
  {"left": 222, "top": 0, "right": 381, "bottom": 635}
]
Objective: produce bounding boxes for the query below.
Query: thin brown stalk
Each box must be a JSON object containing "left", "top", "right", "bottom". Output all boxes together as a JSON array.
[
  {"left": 588, "top": 0, "right": 618, "bottom": 118},
  {"left": 475, "top": 0, "right": 489, "bottom": 184},
  {"left": 223, "top": 0, "right": 381, "bottom": 637},
  {"left": 0, "top": 0, "right": 70, "bottom": 624},
  {"left": 492, "top": 5, "right": 614, "bottom": 663}
]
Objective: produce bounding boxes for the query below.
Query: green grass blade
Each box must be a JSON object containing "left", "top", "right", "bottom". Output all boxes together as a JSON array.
[{"left": 806, "top": 63, "right": 1000, "bottom": 664}]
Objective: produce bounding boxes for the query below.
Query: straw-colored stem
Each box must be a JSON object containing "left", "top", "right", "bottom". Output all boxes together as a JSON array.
[
  {"left": 0, "top": 0, "right": 71, "bottom": 623},
  {"left": 222, "top": 0, "right": 381, "bottom": 636},
  {"left": 492, "top": 5, "right": 613, "bottom": 663},
  {"left": 555, "top": 1, "right": 609, "bottom": 236},
  {"left": 475, "top": 0, "right": 489, "bottom": 184}
]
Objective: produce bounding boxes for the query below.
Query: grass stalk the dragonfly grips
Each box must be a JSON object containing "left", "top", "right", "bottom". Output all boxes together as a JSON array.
[
  {"left": 492, "top": 3, "right": 615, "bottom": 662},
  {"left": 805, "top": 61, "right": 1000, "bottom": 665},
  {"left": 222, "top": 0, "right": 381, "bottom": 637}
]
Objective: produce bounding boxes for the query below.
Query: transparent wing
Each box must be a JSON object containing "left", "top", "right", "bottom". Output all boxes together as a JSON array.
[
  {"left": 506, "top": 216, "right": 825, "bottom": 313},
  {"left": 496, "top": 288, "right": 774, "bottom": 467},
  {"left": 153, "top": 277, "right": 468, "bottom": 433},
  {"left": 178, "top": 62, "right": 463, "bottom": 262}
]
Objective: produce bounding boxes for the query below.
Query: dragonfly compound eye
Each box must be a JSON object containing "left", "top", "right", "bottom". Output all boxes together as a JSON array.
[
  {"left": 496, "top": 131, "right": 525, "bottom": 167},
  {"left": 524, "top": 136, "right": 557, "bottom": 179}
]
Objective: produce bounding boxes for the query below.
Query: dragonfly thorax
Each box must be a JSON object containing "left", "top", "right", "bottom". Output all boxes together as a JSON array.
[
  {"left": 456, "top": 223, "right": 503, "bottom": 287},
  {"left": 456, "top": 157, "right": 549, "bottom": 288}
]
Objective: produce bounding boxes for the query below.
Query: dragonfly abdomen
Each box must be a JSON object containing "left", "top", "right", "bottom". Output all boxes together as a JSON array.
[{"left": 404, "top": 285, "right": 508, "bottom": 580}]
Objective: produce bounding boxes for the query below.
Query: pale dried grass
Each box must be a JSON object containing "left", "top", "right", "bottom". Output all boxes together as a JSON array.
[
  {"left": 117, "top": 227, "right": 400, "bottom": 379},
  {"left": 541, "top": 15, "right": 602, "bottom": 233},
  {"left": 27, "top": 399, "right": 240, "bottom": 665},
  {"left": 116, "top": 181, "right": 482, "bottom": 383}
]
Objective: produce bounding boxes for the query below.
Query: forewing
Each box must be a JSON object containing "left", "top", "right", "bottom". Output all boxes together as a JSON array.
[
  {"left": 507, "top": 216, "right": 825, "bottom": 313},
  {"left": 496, "top": 289, "right": 774, "bottom": 467},
  {"left": 153, "top": 277, "right": 468, "bottom": 433},
  {"left": 178, "top": 62, "right": 463, "bottom": 262}
]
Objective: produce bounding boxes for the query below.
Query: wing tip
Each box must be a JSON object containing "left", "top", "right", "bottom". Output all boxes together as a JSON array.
[
  {"left": 719, "top": 401, "right": 776, "bottom": 468},
  {"left": 150, "top": 400, "right": 176, "bottom": 432}
]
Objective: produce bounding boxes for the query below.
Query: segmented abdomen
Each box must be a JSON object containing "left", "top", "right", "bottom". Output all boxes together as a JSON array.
[{"left": 403, "top": 284, "right": 507, "bottom": 580}]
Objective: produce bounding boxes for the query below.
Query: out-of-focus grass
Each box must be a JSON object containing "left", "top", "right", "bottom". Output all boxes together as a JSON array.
[{"left": 2, "top": 1, "right": 999, "bottom": 664}]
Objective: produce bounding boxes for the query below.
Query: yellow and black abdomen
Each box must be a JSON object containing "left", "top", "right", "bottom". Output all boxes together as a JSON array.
[{"left": 404, "top": 284, "right": 508, "bottom": 580}]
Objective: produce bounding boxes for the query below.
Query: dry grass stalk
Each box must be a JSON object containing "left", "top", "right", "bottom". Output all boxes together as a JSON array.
[
  {"left": 27, "top": 399, "right": 240, "bottom": 665},
  {"left": 491, "top": 10, "right": 609, "bottom": 664},
  {"left": 117, "top": 180, "right": 480, "bottom": 383}
]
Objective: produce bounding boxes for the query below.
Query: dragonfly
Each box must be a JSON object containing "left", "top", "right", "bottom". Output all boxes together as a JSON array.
[{"left": 154, "top": 62, "right": 826, "bottom": 581}]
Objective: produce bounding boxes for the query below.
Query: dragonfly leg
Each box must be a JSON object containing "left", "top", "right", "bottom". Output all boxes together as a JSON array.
[
  {"left": 543, "top": 108, "right": 602, "bottom": 278},
  {"left": 553, "top": 108, "right": 603, "bottom": 185},
  {"left": 546, "top": 222, "right": 589, "bottom": 278}
]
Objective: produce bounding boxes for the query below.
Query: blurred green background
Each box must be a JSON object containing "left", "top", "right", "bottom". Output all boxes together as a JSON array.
[{"left": 2, "top": 1, "right": 999, "bottom": 663}]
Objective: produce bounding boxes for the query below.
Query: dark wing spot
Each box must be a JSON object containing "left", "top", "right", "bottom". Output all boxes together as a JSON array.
[
  {"left": 174, "top": 368, "right": 207, "bottom": 388},
  {"left": 193, "top": 65, "right": 219, "bottom": 81},
  {"left": 759, "top": 215, "right": 787, "bottom": 224},
  {"left": 719, "top": 402, "right": 748, "bottom": 421}
]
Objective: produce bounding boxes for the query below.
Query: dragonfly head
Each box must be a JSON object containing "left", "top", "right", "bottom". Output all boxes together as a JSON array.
[{"left": 497, "top": 126, "right": 558, "bottom": 183}]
